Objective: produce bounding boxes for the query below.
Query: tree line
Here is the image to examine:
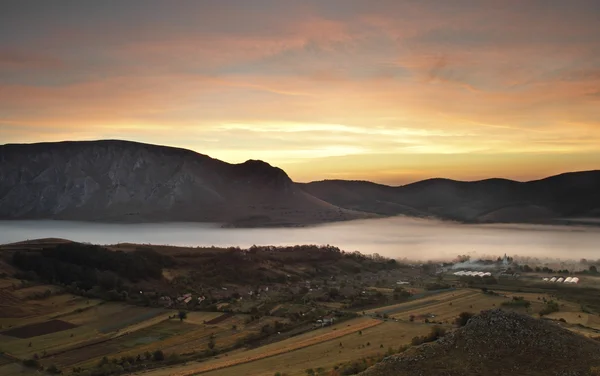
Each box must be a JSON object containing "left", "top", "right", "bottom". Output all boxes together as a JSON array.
[{"left": 12, "top": 243, "right": 174, "bottom": 290}]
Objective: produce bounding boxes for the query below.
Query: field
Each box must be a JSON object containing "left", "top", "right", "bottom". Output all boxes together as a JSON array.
[
  {"left": 2, "top": 238, "right": 600, "bottom": 376},
  {"left": 142, "top": 317, "right": 383, "bottom": 376},
  {"left": 1, "top": 319, "right": 78, "bottom": 338},
  {"left": 202, "top": 321, "right": 438, "bottom": 376},
  {"left": 2, "top": 282, "right": 596, "bottom": 376}
]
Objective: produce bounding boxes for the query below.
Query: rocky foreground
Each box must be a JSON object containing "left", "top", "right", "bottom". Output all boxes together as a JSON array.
[{"left": 360, "top": 309, "right": 600, "bottom": 376}]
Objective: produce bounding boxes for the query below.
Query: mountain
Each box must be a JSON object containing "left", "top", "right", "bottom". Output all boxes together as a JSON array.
[
  {"left": 300, "top": 171, "right": 600, "bottom": 223},
  {"left": 360, "top": 309, "right": 600, "bottom": 376},
  {"left": 0, "top": 140, "right": 371, "bottom": 226},
  {"left": 1, "top": 140, "right": 598, "bottom": 226}
]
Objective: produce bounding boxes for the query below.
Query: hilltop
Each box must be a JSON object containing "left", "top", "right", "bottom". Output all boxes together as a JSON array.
[
  {"left": 300, "top": 171, "right": 600, "bottom": 224},
  {"left": 360, "top": 309, "right": 600, "bottom": 376},
  {"left": 1, "top": 140, "right": 599, "bottom": 226}
]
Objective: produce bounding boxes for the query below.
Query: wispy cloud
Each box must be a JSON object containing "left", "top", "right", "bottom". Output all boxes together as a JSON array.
[{"left": 0, "top": 0, "right": 599, "bottom": 183}]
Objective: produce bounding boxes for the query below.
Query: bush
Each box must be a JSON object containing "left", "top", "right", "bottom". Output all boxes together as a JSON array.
[
  {"left": 455, "top": 312, "right": 474, "bottom": 327},
  {"left": 22, "top": 358, "right": 41, "bottom": 369},
  {"left": 424, "top": 283, "right": 451, "bottom": 291},
  {"left": 153, "top": 350, "right": 165, "bottom": 361},
  {"left": 411, "top": 326, "right": 447, "bottom": 346},
  {"left": 539, "top": 300, "right": 560, "bottom": 316},
  {"left": 501, "top": 296, "right": 531, "bottom": 308},
  {"left": 46, "top": 364, "right": 61, "bottom": 374}
]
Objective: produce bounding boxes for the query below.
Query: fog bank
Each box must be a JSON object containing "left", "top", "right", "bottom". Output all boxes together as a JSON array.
[{"left": 1, "top": 217, "right": 598, "bottom": 261}]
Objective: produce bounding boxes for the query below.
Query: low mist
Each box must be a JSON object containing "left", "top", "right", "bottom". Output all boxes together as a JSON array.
[{"left": 1, "top": 217, "right": 599, "bottom": 262}]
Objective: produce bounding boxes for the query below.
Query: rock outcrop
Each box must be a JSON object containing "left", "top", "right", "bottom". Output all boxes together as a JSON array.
[
  {"left": 0, "top": 140, "right": 368, "bottom": 226},
  {"left": 360, "top": 309, "right": 600, "bottom": 376}
]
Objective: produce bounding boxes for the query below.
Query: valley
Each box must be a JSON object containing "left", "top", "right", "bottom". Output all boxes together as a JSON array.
[{"left": 2, "top": 239, "right": 600, "bottom": 376}]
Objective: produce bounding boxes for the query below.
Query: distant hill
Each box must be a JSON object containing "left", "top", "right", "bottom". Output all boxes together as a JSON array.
[
  {"left": 0, "top": 140, "right": 371, "bottom": 226},
  {"left": 300, "top": 171, "right": 600, "bottom": 224},
  {"left": 360, "top": 309, "right": 600, "bottom": 376},
  {"left": 1, "top": 140, "right": 598, "bottom": 226}
]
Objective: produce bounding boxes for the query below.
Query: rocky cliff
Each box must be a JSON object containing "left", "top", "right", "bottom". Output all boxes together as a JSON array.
[{"left": 0, "top": 140, "right": 368, "bottom": 226}]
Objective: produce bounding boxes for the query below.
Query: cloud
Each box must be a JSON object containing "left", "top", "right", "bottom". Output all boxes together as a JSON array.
[{"left": 1, "top": 1, "right": 599, "bottom": 183}]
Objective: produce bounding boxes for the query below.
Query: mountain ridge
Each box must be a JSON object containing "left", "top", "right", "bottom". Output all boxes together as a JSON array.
[{"left": 1, "top": 140, "right": 599, "bottom": 226}]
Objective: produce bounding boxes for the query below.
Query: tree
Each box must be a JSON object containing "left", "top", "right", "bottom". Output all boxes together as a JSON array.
[
  {"left": 46, "top": 365, "right": 61, "bottom": 374},
  {"left": 455, "top": 312, "right": 474, "bottom": 327},
  {"left": 306, "top": 369, "right": 315, "bottom": 376},
  {"left": 178, "top": 310, "right": 187, "bottom": 322},
  {"left": 153, "top": 350, "right": 165, "bottom": 361},
  {"left": 590, "top": 265, "right": 598, "bottom": 274},
  {"left": 208, "top": 337, "right": 216, "bottom": 350},
  {"left": 22, "top": 359, "right": 41, "bottom": 369}
]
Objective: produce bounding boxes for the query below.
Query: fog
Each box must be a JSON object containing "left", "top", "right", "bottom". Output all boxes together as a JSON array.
[{"left": 1, "top": 217, "right": 599, "bottom": 261}]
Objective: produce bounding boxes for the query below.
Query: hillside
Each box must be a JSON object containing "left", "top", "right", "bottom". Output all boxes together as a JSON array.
[
  {"left": 300, "top": 171, "right": 600, "bottom": 223},
  {"left": 0, "top": 140, "right": 370, "bottom": 226},
  {"left": 360, "top": 309, "right": 600, "bottom": 376},
  {"left": 1, "top": 140, "right": 599, "bottom": 225}
]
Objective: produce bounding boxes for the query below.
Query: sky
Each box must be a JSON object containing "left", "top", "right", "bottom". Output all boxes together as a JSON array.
[{"left": 1, "top": 1, "right": 599, "bottom": 184}]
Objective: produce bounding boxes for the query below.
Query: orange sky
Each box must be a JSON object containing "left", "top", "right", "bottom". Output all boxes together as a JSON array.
[{"left": 1, "top": 1, "right": 599, "bottom": 184}]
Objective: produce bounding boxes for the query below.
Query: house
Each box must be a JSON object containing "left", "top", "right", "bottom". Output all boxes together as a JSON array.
[{"left": 322, "top": 315, "right": 335, "bottom": 326}]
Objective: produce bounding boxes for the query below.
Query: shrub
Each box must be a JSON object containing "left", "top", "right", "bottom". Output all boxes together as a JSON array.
[
  {"left": 22, "top": 358, "right": 41, "bottom": 369},
  {"left": 46, "top": 364, "right": 61, "bottom": 374},
  {"left": 455, "top": 312, "right": 474, "bottom": 327},
  {"left": 411, "top": 326, "right": 447, "bottom": 346},
  {"left": 539, "top": 300, "right": 560, "bottom": 316},
  {"left": 501, "top": 296, "right": 531, "bottom": 308},
  {"left": 424, "top": 283, "right": 451, "bottom": 291},
  {"left": 153, "top": 350, "right": 165, "bottom": 361}
]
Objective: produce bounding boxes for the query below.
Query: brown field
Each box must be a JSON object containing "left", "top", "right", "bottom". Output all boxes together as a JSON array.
[
  {"left": 0, "top": 325, "right": 99, "bottom": 358},
  {"left": 11, "top": 285, "right": 63, "bottom": 299},
  {"left": 0, "top": 294, "right": 103, "bottom": 327},
  {"left": 0, "top": 354, "right": 16, "bottom": 366},
  {"left": 143, "top": 317, "right": 382, "bottom": 376},
  {"left": 50, "top": 314, "right": 269, "bottom": 369},
  {"left": 0, "top": 277, "right": 21, "bottom": 289},
  {"left": 365, "top": 289, "right": 472, "bottom": 316},
  {"left": 1, "top": 319, "right": 78, "bottom": 338},
  {"left": 61, "top": 303, "right": 170, "bottom": 333},
  {"left": 48, "top": 320, "right": 193, "bottom": 368},
  {"left": 0, "top": 362, "right": 43, "bottom": 376},
  {"left": 202, "top": 321, "right": 438, "bottom": 376},
  {"left": 205, "top": 313, "right": 233, "bottom": 325},
  {"left": 184, "top": 312, "right": 224, "bottom": 325}
]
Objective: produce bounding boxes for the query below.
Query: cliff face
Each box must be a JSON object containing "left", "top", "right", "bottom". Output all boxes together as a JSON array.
[{"left": 0, "top": 140, "right": 365, "bottom": 225}]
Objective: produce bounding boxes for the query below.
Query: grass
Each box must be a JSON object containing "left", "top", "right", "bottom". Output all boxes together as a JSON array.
[
  {"left": 0, "top": 294, "right": 103, "bottom": 328},
  {"left": 364, "top": 289, "right": 466, "bottom": 316},
  {"left": 0, "top": 362, "right": 44, "bottom": 376},
  {"left": 391, "top": 291, "right": 504, "bottom": 322},
  {"left": 0, "top": 325, "right": 99, "bottom": 358},
  {"left": 184, "top": 312, "right": 224, "bottom": 325},
  {"left": 141, "top": 317, "right": 383, "bottom": 376},
  {"left": 202, "top": 321, "right": 435, "bottom": 376},
  {"left": 11, "top": 285, "right": 62, "bottom": 299}
]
